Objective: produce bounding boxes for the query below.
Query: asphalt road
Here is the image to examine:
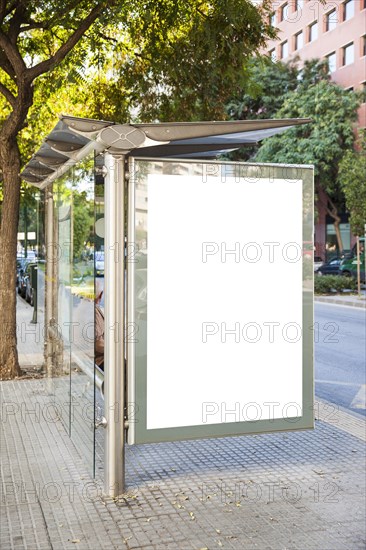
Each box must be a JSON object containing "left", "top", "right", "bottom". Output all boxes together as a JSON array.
[{"left": 315, "top": 302, "right": 366, "bottom": 417}]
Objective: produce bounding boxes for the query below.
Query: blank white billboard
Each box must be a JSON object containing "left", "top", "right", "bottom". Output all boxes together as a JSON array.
[{"left": 128, "top": 160, "right": 314, "bottom": 444}]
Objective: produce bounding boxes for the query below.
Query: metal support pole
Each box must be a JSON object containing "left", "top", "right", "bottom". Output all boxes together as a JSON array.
[
  {"left": 45, "top": 187, "right": 55, "bottom": 380},
  {"left": 104, "top": 152, "right": 126, "bottom": 497},
  {"left": 356, "top": 236, "right": 361, "bottom": 297},
  {"left": 24, "top": 203, "right": 28, "bottom": 258},
  {"left": 127, "top": 157, "right": 136, "bottom": 446}
]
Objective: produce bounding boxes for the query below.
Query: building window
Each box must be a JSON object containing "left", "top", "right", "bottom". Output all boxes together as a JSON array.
[
  {"left": 269, "top": 48, "right": 277, "bottom": 62},
  {"left": 269, "top": 12, "right": 276, "bottom": 26},
  {"left": 326, "top": 52, "right": 337, "bottom": 73},
  {"left": 342, "top": 43, "right": 354, "bottom": 65},
  {"left": 326, "top": 223, "right": 350, "bottom": 256},
  {"left": 308, "top": 21, "right": 318, "bottom": 42},
  {"left": 295, "top": 0, "right": 304, "bottom": 11},
  {"left": 280, "top": 41, "right": 289, "bottom": 59},
  {"left": 280, "top": 3, "right": 289, "bottom": 21},
  {"left": 363, "top": 35, "right": 366, "bottom": 57},
  {"left": 325, "top": 10, "right": 337, "bottom": 32},
  {"left": 294, "top": 31, "right": 304, "bottom": 50},
  {"left": 343, "top": 0, "right": 355, "bottom": 21}
]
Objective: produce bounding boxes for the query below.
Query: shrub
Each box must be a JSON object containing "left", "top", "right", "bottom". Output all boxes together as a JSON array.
[{"left": 314, "top": 275, "right": 357, "bottom": 294}]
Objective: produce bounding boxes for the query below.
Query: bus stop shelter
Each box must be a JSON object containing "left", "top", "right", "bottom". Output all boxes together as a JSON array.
[{"left": 22, "top": 115, "right": 314, "bottom": 497}]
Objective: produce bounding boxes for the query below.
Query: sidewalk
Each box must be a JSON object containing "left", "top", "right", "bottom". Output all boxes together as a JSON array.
[
  {"left": 16, "top": 295, "right": 45, "bottom": 372},
  {"left": 0, "top": 380, "right": 365, "bottom": 550},
  {"left": 1, "top": 297, "right": 364, "bottom": 550},
  {"left": 1, "top": 377, "right": 365, "bottom": 550}
]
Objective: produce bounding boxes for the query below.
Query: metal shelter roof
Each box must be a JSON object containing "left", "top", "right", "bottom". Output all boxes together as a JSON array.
[{"left": 22, "top": 115, "right": 310, "bottom": 188}]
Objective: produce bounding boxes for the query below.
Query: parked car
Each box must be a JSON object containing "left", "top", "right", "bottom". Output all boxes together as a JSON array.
[
  {"left": 340, "top": 251, "right": 366, "bottom": 282},
  {"left": 18, "top": 261, "right": 40, "bottom": 303},
  {"left": 315, "top": 258, "right": 341, "bottom": 276},
  {"left": 17, "top": 258, "right": 33, "bottom": 296},
  {"left": 16, "top": 257, "right": 30, "bottom": 290},
  {"left": 314, "top": 256, "right": 324, "bottom": 272},
  {"left": 25, "top": 273, "right": 34, "bottom": 305},
  {"left": 95, "top": 251, "right": 104, "bottom": 277}
]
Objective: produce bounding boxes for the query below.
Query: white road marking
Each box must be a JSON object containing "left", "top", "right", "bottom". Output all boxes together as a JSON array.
[{"left": 351, "top": 385, "right": 366, "bottom": 410}]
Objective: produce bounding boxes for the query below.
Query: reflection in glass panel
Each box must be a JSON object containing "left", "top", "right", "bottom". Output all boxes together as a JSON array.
[
  {"left": 343, "top": 43, "right": 354, "bottom": 65},
  {"left": 326, "top": 52, "right": 337, "bottom": 73},
  {"left": 344, "top": 0, "right": 354, "bottom": 21},
  {"left": 35, "top": 191, "right": 46, "bottom": 337},
  {"left": 281, "top": 40, "right": 288, "bottom": 59},
  {"left": 295, "top": 31, "right": 303, "bottom": 50},
  {"left": 309, "top": 21, "right": 318, "bottom": 42},
  {"left": 69, "top": 157, "right": 95, "bottom": 471},
  {"left": 53, "top": 174, "right": 73, "bottom": 435},
  {"left": 270, "top": 48, "right": 277, "bottom": 62},
  {"left": 326, "top": 9, "right": 337, "bottom": 32},
  {"left": 49, "top": 155, "right": 97, "bottom": 474},
  {"left": 295, "top": 0, "right": 303, "bottom": 12},
  {"left": 94, "top": 153, "right": 105, "bottom": 474}
]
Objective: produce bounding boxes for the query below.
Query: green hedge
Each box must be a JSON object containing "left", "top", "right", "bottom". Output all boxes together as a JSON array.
[{"left": 314, "top": 275, "right": 357, "bottom": 295}]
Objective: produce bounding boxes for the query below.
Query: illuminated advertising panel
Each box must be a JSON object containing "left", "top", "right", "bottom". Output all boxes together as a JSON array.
[{"left": 127, "top": 160, "right": 314, "bottom": 444}]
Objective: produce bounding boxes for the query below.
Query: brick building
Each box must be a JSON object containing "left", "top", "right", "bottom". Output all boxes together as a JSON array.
[{"left": 265, "top": 0, "right": 366, "bottom": 259}]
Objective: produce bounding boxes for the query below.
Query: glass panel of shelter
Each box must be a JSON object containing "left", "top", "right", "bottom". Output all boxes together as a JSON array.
[
  {"left": 69, "top": 157, "right": 96, "bottom": 473},
  {"left": 94, "top": 153, "right": 106, "bottom": 475},
  {"left": 50, "top": 158, "right": 96, "bottom": 474},
  {"left": 53, "top": 172, "right": 73, "bottom": 435}
]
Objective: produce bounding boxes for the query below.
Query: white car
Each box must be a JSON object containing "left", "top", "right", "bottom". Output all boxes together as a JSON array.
[
  {"left": 95, "top": 251, "right": 104, "bottom": 276},
  {"left": 314, "top": 256, "right": 324, "bottom": 272}
]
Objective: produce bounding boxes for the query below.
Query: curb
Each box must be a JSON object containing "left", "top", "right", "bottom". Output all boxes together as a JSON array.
[{"left": 315, "top": 296, "right": 366, "bottom": 309}]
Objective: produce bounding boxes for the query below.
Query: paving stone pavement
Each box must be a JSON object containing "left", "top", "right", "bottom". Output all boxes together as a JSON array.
[
  {"left": 4, "top": 296, "right": 365, "bottom": 549},
  {"left": 1, "top": 376, "right": 365, "bottom": 550}
]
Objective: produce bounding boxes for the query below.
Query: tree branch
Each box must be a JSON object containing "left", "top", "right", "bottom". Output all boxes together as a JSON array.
[
  {"left": 8, "top": 2, "right": 29, "bottom": 44},
  {"left": 0, "top": 81, "right": 16, "bottom": 107},
  {"left": 19, "top": 20, "right": 45, "bottom": 32},
  {"left": 0, "top": 49, "right": 16, "bottom": 80},
  {"left": 315, "top": 181, "right": 340, "bottom": 222},
  {"left": 196, "top": 7, "right": 208, "bottom": 19},
  {"left": 26, "top": 1, "right": 113, "bottom": 82},
  {"left": 0, "top": 79, "right": 33, "bottom": 141},
  {"left": 97, "top": 30, "right": 118, "bottom": 43},
  {"left": 0, "top": 0, "right": 16, "bottom": 24},
  {"left": 0, "top": 30, "right": 26, "bottom": 76},
  {"left": 0, "top": 0, "right": 5, "bottom": 23}
]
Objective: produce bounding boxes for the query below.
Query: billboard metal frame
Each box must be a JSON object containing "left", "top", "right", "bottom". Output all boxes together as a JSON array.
[{"left": 126, "top": 158, "right": 314, "bottom": 446}]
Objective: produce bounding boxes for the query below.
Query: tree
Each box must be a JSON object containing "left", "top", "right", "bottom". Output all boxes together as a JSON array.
[
  {"left": 225, "top": 56, "right": 300, "bottom": 160},
  {"left": 83, "top": 0, "right": 276, "bottom": 122},
  {"left": 0, "top": 1, "right": 275, "bottom": 379},
  {"left": 338, "top": 129, "right": 366, "bottom": 238},
  {"left": 253, "top": 59, "right": 362, "bottom": 251},
  {"left": 0, "top": 1, "right": 119, "bottom": 379},
  {"left": 226, "top": 57, "right": 299, "bottom": 121}
]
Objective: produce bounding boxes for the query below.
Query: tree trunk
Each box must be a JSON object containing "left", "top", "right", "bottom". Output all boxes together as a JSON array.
[
  {"left": 0, "top": 138, "right": 22, "bottom": 380},
  {"left": 333, "top": 216, "right": 344, "bottom": 255},
  {"left": 316, "top": 182, "right": 344, "bottom": 253}
]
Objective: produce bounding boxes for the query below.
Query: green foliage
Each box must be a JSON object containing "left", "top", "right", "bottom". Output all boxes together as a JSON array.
[
  {"left": 252, "top": 60, "right": 362, "bottom": 248},
  {"left": 73, "top": 191, "right": 94, "bottom": 259},
  {"left": 0, "top": 0, "right": 276, "bottom": 165},
  {"left": 338, "top": 130, "right": 366, "bottom": 236},
  {"left": 255, "top": 62, "right": 361, "bottom": 193},
  {"left": 118, "top": 0, "right": 276, "bottom": 121},
  {"left": 314, "top": 274, "right": 357, "bottom": 295},
  {"left": 226, "top": 57, "right": 300, "bottom": 121}
]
